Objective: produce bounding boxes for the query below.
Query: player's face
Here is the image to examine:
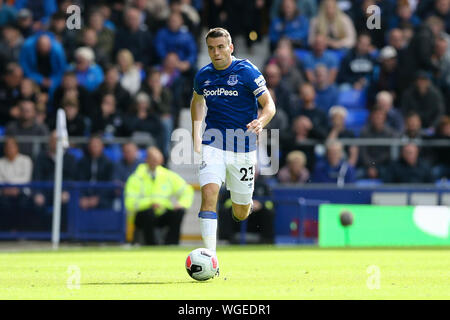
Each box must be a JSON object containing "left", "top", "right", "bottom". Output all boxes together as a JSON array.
[{"left": 206, "top": 36, "right": 234, "bottom": 70}]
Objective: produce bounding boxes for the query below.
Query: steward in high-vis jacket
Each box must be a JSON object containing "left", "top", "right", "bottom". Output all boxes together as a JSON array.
[{"left": 125, "top": 146, "right": 194, "bottom": 245}]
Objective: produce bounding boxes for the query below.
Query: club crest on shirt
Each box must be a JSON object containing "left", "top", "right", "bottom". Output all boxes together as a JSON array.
[{"left": 227, "top": 74, "right": 238, "bottom": 86}]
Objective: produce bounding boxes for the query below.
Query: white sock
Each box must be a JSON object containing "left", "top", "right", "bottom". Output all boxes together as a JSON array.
[{"left": 198, "top": 211, "right": 217, "bottom": 252}]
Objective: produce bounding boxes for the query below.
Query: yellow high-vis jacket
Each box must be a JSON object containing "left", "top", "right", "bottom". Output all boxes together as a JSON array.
[{"left": 124, "top": 164, "right": 194, "bottom": 217}]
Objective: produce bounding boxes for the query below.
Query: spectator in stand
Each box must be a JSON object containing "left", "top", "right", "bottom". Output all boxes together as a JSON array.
[
  {"left": 295, "top": 83, "right": 328, "bottom": 139},
  {"left": 140, "top": 68, "right": 174, "bottom": 157},
  {"left": 18, "top": 78, "right": 38, "bottom": 103},
  {"left": 398, "top": 16, "right": 444, "bottom": 92},
  {"left": 264, "top": 88, "right": 289, "bottom": 132},
  {"left": 15, "top": 8, "right": 33, "bottom": 38},
  {"left": 359, "top": 106, "right": 397, "bottom": 180},
  {"left": 93, "top": 65, "right": 132, "bottom": 115},
  {"left": 368, "top": 46, "right": 400, "bottom": 106},
  {"left": 277, "top": 150, "right": 310, "bottom": 184},
  {"left": 269, "top": 38, "right": 304, "bottom": 94},
  {"left": 116, "top": 49, "right": 142, "bottom": 97},
  {"left": 388, "top": 27, "right": 407, "bottom": 50},
  {"left": 0, "top": 63, "right": 23, "bottom": 125},
  {"left": 388, "top": 0, "right": 421, "bottom": 31},
  {"left": 430, "top": 116, "right": 450, "bottom": 180},
  {"left": 401, "top": 70, "right": 445, "bottom": 132},
  {"left": 5, "top": 99, "right": 49, "bottom": 158},
  {"left": 53, "top": 71, "right": 92, "bottom": 118},
  {"left": 32, "top": 131, "right": 77, "bottom": 230},
  {"left": 91, "top": 93, "right": 124, "bottom": 138},
  {"left": 337, "top": 33, "right": 376, "bottom": 90},
  {"left": 19, "top": 33, "right": 67, "bottom": 96},
  {"left": 269, "top": 0, "right": 310, "bottom": 50},
  {"left": 312, "top": 140, "right": 356, "bottom": 185},
  {"left": 0, "top": 0, "right": 16, "bottom": 27},
  {"left": 401, "top": 112, "right": 426, "bottom": 140},
  {"left": 14, "top": 0, "right": 57, "bottom": 31},
  {"left": 0, "top": 24, "right": 24, "bottom": 66},
  {"left": 113, "top": 7, "right": 154, "bottom": 67},
  {"left": 270, "top": 0, "right": 317, "bottom": 20},
  {"left": 146, "top": 0, "right": 170, "bottom": 33},
  {"left": 263, "top": 63, "right": 293, "bottom": 118},
  {"left": 384, "top": 143, "right": 432, "bottom": 183},
  {"left": 77, "top": 135, "right": 114, "bottom": 210},
  {"left": 327, "top": 105, "right": 358, "bottom": 167},
  {"left": 280, "top": 115, "right": 317, "bottom": 171},
  {"left": 375, "top": 91, "right": 404, "bottom": 134},
  {"left": 49, "top": 12, "right": 77, "bottom": 61},
  {"left": 352, "top": 0, "right": 392, "bottom": 49},
  {"left": 72, "top": 47, "right": 104, "bottom": 93},
  {"left": 304, "top": 34, "right": 338, "bottom": 85},
  {"left": 113, "top": 141, "right": 140, "bottom": 184},
  {"left": 122, "top": 92, "right": 164, "bottom": 151},
  {"left": 57, "top": 96, "right": 87, "bottom": 137},
  {"left": 167, "top": 0, "right": 202, "bottom": 42},
  {"left": 432, "top": 34, "right": 450, "bottom": 114},
  {"left": 154, "top": 11, "right": 197, "bottom": 73},
  {"left": 426, "top": 0, "right": 450, "bottom": 34},
  {"left": 308, "top": 0, "right": 356, "bottom": 50},
  {"left": 158, "top": 51, "right": 186, "bottom": 110},
  {"left": 314, "top": 64, "right": 339, "bottom": 113},
  {"left": 0, "top": 136, "right": 33, "bottom": 231},
  {"left": 77, "top": 28, "right": 109, "bottom": 70},
  {"left": 85, "top": 9, "right": 115, "bottom": 66}
]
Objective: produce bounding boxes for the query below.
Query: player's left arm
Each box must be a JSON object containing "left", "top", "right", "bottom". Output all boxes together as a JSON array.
[{"left": 247, "top": 91, "right": 276, "bottom": 134}]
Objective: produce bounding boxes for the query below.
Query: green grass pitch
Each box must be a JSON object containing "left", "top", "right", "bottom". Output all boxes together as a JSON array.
[{"left": 0, "top": 245, "right": 449, "bottom": 299}]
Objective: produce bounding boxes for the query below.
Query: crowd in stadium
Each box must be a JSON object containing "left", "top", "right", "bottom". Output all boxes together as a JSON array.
[{"left": 0, "top": 0, "right": 449, "bottom": 191}]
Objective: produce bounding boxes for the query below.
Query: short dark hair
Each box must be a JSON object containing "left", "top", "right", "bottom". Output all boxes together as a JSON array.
[{"left": 205, "top": 27, "right": 232, "bottom": 44}]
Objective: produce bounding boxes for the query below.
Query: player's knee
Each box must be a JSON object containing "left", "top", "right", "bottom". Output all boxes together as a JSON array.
[
  {"left": 232, "top": 204, "right": 251, "bottom": 221},
  {"left": 201, "top": 183, "right": 220, "bottom": 209}
]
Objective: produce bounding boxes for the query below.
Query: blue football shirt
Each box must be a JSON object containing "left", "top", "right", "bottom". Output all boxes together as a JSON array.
[{"left": 193, "top": 57, "right": 267, "bottom": 152}]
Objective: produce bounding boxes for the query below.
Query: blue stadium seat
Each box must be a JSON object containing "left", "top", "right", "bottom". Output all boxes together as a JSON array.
[
  {"left": 346, "top": 109, "right": 369, "bottom": 136},
  {"left": 103, "top": 145, "right": 122, "bottom": 163},
  {"left": 355, "top": 179, "right": 382, "bottom": 186},
  {"left": 337, "top": 88, "right": 367, "bottom": 109},
  {"left": 67, "top": 147, "right": 84, "bottom": 161}
]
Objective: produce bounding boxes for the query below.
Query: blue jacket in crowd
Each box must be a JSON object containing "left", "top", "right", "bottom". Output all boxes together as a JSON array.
[
  {"left": 269, "top": 14, "right": 309, "bottom": 47},
  {"left": 312, "top": 159, "right": 356, "bottom": 184},
  {"left": 154, "top": 27, "right": 197, "bottom": 67},
  {"left": 19, "top": 32, "right": 67, "bottom": 94},
  {"left": 71, "top": 64, "right": 105, "bottom": 92}
]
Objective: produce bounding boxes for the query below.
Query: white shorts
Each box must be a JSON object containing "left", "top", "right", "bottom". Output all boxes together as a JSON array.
[{"left": 198, "top": 145, "right": 257, "bottom": 205}]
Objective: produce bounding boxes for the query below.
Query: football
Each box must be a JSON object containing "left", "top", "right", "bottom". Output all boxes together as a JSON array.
[{"left": 185, "top": 248, "right": 219, "bottom": 281}]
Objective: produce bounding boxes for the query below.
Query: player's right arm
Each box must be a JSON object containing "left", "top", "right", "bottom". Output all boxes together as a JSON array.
[{"left": 190, "top": 90, "right": 205, "bottom": 153}]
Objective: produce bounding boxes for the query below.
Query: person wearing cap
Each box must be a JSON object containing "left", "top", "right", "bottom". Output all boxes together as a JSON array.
[
  {"left": 368, "top": 46, "right": 401, "bottom": 106},
  {"left": 15, "top": 8, "right": 33, "bottom": 38},
  {"left": 14, "top": 0, "right": 57, "bottom": 29},
  {"left": 401, "top": 69, "right": 445, "bottom": 131}
]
